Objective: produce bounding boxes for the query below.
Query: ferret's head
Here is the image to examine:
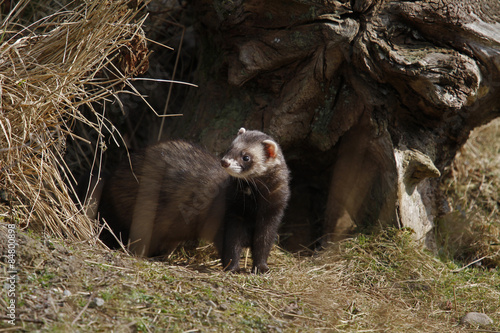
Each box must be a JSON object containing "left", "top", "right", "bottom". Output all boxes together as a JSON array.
[{"left": 221, "top": 128, "right": 283, "bottom": 179}]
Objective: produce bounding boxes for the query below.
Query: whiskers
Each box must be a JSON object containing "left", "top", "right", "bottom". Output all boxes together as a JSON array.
[
  {"left": 233, "top": 176, "right": 271, "bottom": 204},
  {"left": 253, "top": 178, "right": 271, "bottom": 203}
]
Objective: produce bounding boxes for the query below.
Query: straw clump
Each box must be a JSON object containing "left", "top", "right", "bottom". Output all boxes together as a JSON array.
[{"left": 0, "top": 1, "right": 148, "bottom": 240}]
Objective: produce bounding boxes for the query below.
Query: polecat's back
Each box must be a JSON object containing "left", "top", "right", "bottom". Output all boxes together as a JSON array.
[{"left": 99, "top": 141, "right": 229, "bottom": 256}]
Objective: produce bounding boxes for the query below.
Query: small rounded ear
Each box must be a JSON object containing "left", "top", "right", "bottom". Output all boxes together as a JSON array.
[
  {"left": 262, "top": 140, "right": 278, "bottom": 159},
  {"left": 238, "top": 128, "right": 246, "bottom": 135}
]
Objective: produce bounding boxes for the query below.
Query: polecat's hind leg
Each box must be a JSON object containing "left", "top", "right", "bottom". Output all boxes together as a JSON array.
[{"left": 147, "top": 240, "right": 180, "bottom": 260}]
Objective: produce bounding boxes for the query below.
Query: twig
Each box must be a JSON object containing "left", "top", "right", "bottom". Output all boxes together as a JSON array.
[
  {"left": 282, "top": 312, "right": 326, "bottom": 322},
  {"left": 157, "top": 19, "right": 186, "bottom": 141},
  {"left": 83, "top": 260, "right": 134, "bottom": 271},
  {"left": 453, "top": 285, "right": 457, "bottom": 313},
  {"left": 71, "top": 294, "right": 94, "bottom": 325},
  {"left": 452, "top": 256, "right": 488, "bottom": 273}
]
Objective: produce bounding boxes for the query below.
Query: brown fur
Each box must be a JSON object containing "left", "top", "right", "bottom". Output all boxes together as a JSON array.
[{"left": 99, "top": 141, "right": 229, "bottom": 257}]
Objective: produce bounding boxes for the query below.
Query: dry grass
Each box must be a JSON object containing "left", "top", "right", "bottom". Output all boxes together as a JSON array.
[
  {"left": 2, "top": 226, "right": 498, "bottom": 332},
  {"left": 0, "top": 1, "right": 148, "bottom": 240},
  {"left": 440, "top": 118, "right": 500, "bottom": 266}
]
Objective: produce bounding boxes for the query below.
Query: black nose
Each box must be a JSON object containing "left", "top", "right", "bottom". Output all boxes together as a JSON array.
[{"left": 221, "top": 159, "right": 230, "bottom": 168}]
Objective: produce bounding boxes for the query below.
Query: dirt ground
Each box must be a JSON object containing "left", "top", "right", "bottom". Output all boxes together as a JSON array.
[{"left": 1, "top": 225, "right": 498, "bottom": 332}]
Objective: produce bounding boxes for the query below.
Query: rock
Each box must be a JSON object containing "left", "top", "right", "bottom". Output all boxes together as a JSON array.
[
  {"left": 89, "top": 297, "right": 105, "bottom": 308},
  {"left": 460, "top": 312, "right": 493, "bottom": 327}
]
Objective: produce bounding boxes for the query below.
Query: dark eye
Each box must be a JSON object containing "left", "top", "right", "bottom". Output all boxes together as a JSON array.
[{"left": 242, "top": 155, "right": 250, "bottom": 162}]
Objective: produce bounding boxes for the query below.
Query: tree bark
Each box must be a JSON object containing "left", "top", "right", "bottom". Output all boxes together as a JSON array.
[{"left": 165, "top": 0, "right": 500, "bottom": 250}]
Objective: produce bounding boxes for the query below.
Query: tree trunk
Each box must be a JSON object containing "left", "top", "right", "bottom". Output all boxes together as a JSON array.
[{"left": 165, "top": 0, "right": 500, "bottom": 251}]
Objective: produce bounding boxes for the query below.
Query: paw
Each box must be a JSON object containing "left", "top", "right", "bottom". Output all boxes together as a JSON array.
[
  {"left": 252, "top": 263, "right": 269, "bottom": 274},
  {"left": 223, "top": 261, "right": 241, "bottom": 273}
]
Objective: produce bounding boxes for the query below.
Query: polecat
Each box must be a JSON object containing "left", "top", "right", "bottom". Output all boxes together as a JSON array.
[
  {"left": 219, "top": 128, "right": 290, "bottom": 272},
  {"left": 98, "top": 128, "right": 290, "bottom": 273}
]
